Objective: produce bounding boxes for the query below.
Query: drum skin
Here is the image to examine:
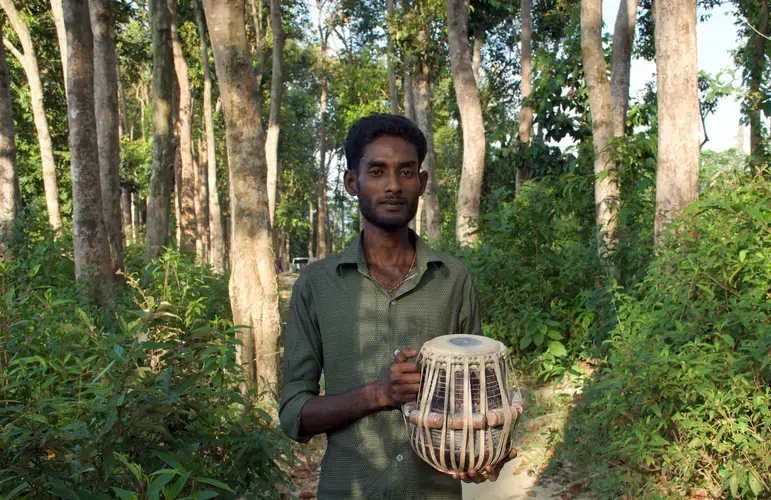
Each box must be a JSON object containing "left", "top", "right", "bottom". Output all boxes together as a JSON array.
[{"left": 402, "top": 335, "right": 523, "bottom": 474}]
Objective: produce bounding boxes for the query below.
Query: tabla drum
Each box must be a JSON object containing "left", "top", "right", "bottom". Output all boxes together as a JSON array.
[{"left": 402, "top": 334, "right": 523, "bottom": 474}]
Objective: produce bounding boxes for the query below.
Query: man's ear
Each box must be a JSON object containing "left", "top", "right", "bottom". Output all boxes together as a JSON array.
[
  {"left": 419, "top": 170, "right": 428, "bottom": 196},
  {"left": 344, "top": 168, "right": 359, "bottom": 197}
]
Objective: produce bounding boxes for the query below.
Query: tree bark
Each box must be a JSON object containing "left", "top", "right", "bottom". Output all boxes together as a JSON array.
[
  {"left": 749, "top": 0, "right": 769, "bottom": 169},
  {"left": 610, "top": 0, "right": 638, "bottom": 138},
  {"left": 63, "top": 0, "right": 114, "bottom": 299},
  {"left": 89, "top": 0, "right": 123, "bottom": 277},
  {"left": 131, "top": 190, "right": 138, "bottom": 240},
  {"left": 121, "top": 187, "right": 132, "bottom": 245},
  {"left": 447, "top": 0, "right": 485, "bottom": 246},
  {"left": 387, "top": 0, "right": 399, "bottom": 114},
  {"left": 516, "top": 0, "right": 532, "bottom": 194},
  {"left": 414, "top": 59, "right": 441, "bottom": 242},
  {"left": 50, "top": 0, "right": 68, "bottom": 98},
  {"left": 0, "top": 0, "right": 63, "bottom": 232},
  {"left": 403, "top": 70, "right": 416, "bottom": 121},
  {"left": 145, "top": 0, "right": 175, "bottom": 263},
  {"left": 654, "top": 0, "right": 700, "bottom": 242},
  {"left": 266, "top": 0, "right": 285, "bottom": 230},
  {"left": 308, "top": 199, "right": 314, "bottom": 260},
  {"left": 0, "top": 22, "right": 19, "bottom": 259},
  {"left": 171, "top": 1, "right": 198, "bottom": 253},
  {"left": 195, "top": 0, "right": 225, "bottom": 273},
  {"left": 316, "top": 11, "right": 329, "bottom": 260},
  {"left": 193, "top": 145, "right": 204, "bottom": 260},
  {"left": 249, "top": 0, "right": 264, "bottom": 106},
  {"left": 581, "top": 0, "right": 618, "bottom": 257},
  {"left": 204, "top": 0, "right": 281, "bottom": 389},
  {"left": 471, "top": 36, "right": 481, "bottom": 86},
  {"left": 197, "top": 139, "right": 210, "bottom": 262}
]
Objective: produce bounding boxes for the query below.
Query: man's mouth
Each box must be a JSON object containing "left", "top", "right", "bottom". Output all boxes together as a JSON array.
[{"left": 380, "top": 199, "right": 406, "bottom": 207}]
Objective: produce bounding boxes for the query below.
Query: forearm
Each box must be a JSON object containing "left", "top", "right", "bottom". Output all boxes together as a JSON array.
[{"left": 299, "top": 381, "right": 388, "bottom": 438}]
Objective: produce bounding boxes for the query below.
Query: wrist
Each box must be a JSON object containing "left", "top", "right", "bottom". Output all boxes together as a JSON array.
[{"left": 364, "top": 380, "right": 392, "bottom": 411}]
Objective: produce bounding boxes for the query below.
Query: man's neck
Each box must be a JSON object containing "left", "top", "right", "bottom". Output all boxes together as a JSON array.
[{"left": 361, "top": 221, "right": 414, "bottom": 268}]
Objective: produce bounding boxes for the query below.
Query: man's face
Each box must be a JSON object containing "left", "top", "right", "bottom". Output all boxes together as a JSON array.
[{"left": 344, "top": 135, "right": 428, "bottom": 230}]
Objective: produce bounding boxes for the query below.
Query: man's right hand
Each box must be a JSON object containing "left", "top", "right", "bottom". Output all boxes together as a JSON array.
[{"left": 375, "top": 348, "right": 421, "bottom": 409}]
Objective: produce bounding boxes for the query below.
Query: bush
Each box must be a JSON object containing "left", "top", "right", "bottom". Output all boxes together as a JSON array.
[
  {"left": 556, "top": 170, "right": 771, "bottom": 498},
  {"left": 1, "top": 235, "right": 293, "bottom": 499}
]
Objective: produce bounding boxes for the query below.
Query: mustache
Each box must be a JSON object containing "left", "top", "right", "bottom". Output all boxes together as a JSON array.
[{"left": 379, "top": 197, "right": 407, "bottom": 204}]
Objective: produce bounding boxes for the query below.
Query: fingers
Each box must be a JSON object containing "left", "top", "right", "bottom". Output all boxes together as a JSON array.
[{"left": 394, "top": 348, "right": 418, "bottom": 363}]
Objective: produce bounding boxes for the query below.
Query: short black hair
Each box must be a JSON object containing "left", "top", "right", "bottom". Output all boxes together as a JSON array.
[{"left": 343, "top": 113, "right": 427, "bottom": 171}]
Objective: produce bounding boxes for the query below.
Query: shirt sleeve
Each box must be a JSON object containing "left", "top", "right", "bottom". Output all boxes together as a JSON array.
[
  {"left": 279, "top": 273, "right": 322, "bottom": 443},
  {"left": 459, "top": 270, "right": 483, "bottom": 337}
]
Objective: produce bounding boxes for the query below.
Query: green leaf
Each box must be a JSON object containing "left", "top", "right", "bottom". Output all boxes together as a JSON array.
[
  {"left": 749, "top": 470, "right": 763, "bottom": 496},
  {"left": 196, "top": 478, "right": 234, "bottom": 493},
  {"left": 90, "top": 360, "right": 116, "bottom": 384},
  {"left": 2, "top": 481, "right": 29, "bottom": 500},
  {"left": 720, "top": 334, "right": 735, "bottom": 347},
  {"left": 519, "top": 336, "right": 531, "bottom": 350},
  {"left": 649, "top": 433, "right": 668, "bottom": 447},
  {"left": 729, "top": 472, "right": 739, "bottom": 497},
  {"left": 739, "top": 249, "right": 748, "bottom": 262},
  {"left": 149, "top": 471, "right": 178, "bottom": 497},
  {"left": 192, "top": 491, "right": 219, "bottom": 500},
  {"left": 151, "top": 450, "right": 184, "bottom": 471},
  {"left": 548, "top": 341, "right": 567, "bottom": 357},
  {"left": 166, "top": 471, "right": 191, "bottom": 499},
  {"left": 546, "top": 330, "right": 563, "bottom": 340},
  {"left": 533, "top": 332, "right": 544, "bottom": 347},
  {"left": 111, "top": 488, "right": 138, "bottom": 500}
]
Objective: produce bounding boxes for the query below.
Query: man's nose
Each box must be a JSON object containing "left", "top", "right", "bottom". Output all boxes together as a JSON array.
[{"left": 384, "top": 169, "right": 402, "bottom": 193}]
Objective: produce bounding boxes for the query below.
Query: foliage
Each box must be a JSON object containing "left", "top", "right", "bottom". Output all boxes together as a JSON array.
[
  {"left": 0, "top": 232, "right": 293, "bottom": 499},
  {"left": 554, "top": 170, "right": 771, "bottom": 498}
]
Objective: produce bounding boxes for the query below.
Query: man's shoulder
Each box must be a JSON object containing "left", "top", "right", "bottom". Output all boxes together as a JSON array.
[
  {"left": 295, "top": 252, "right": 345, "bottom": 283},
  {"left": 426, "top": 247, "right": 472, "bottom": 279}
]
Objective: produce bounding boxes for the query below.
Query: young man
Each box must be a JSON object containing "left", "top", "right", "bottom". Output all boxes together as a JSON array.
[{"left": 280, "top": 114, "right": 515, "bottom": 499}]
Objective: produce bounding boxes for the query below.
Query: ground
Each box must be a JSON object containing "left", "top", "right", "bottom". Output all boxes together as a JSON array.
[{"left": 277, "top": 273, "right": 592, "bottom": 500}]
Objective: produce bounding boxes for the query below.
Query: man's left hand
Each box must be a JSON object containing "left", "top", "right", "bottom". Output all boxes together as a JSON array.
[{"left": 450, "top": 448, "right": 518, "bottom": 484}]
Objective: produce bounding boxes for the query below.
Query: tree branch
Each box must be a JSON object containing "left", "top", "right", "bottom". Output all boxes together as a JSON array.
[
  {"left": 741, "top": 14, "right": 771, "bottom": 41},
  {"left": 2, "top": 37, "right": 24, "bottom": 62}
]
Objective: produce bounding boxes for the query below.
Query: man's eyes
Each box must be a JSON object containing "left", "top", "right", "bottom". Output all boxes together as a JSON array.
[
  {"left": 368, "top": 168, "right": 416, "bottom": 176},
  {"left": 400, "top": 170, "right": 415, "bottom": 177}
]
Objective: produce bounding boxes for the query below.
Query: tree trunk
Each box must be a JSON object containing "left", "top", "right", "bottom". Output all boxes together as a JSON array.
[
  {"left": 0, "top": 22, "right": 19, "bottom": 259},
  {"left": 581, "top": 0, "right": 618, "bottom": 257},
  {"left": 316, "top": 17, "right": 329, "bottom": 260},
  {"left": 654, "top": 0, "right": 700, "bottom": 241},
  {"left": 249, "top": 0, "right": 264, "bottom": 106},
  {"left": 610, "top": 0, "right": 638, "bottom": 138},
  {"left": 174, "top": 145, "right": 182, "bottom": 244},
  {"left": 308, "top": 199, "right": 314, "bottom": 260},
  {"left": 204, "top": 0, "right": 281, "bottom": 389},
  {"left": 516, "top": 0, "right": 532, "bottom": 195},
  {"left": 198, "top": 138, "right": 210, "bottom": 262},
  {"left": 0, "top": 0, "right": 63, "bottom": 232},
  {"left": 131, "top": 190, "right": 139, "bottom": 240},
  {"left": 171, "top": 1, "right": 198, "bottom": 253},
  {"left": 403, "top": 70, "right": 416, "bottom": 121},
  {"left": 471, "top": 36, "right": 481, "bottom": 86},
  {"left": 447, "top": 0, "right": 485, "bottom": 246},
  {"left": 193, "top": 146, "right": 204, "bottom": 260},
  {"left": 145, "top": 0, "right": 175, "bottom": 263},
  {"left": 195, "top": 0, "right": 225, "bottom": 273},
  {"left": 266, "top": 0, "right": 285, "bottom": 230},
  {"left": 50, "top": 0, "right": 68, "bottom": 97},
  {"left": 89, "top": 0, "right": 123, "bottom": 277},
  {"left": 387, "top": 0, "right": 399, "bottom": 114},
  {"left": 750, "top": 0, "right": 769, "bottom": 169},
  {"left": 63, "top": 0, "right": 114, "bottom": 299},
  {"left": 415, "top": 61, "right": 441, "bottom": 242},
  {"left": 121, "top": 187, "right": 132, "bottom": 245}
]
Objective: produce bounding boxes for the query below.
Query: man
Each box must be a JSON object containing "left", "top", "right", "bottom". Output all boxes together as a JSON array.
[{"left": 280, "top": 114, "right": 515, "bottom": 499}]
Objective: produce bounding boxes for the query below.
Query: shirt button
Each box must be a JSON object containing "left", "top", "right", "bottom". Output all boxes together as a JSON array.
[
  {"left": 396, "top": 454, "right": 404, "bottom": 462},
  {"left": 390, "top": 299, "right": 397, "bottom": 306}
]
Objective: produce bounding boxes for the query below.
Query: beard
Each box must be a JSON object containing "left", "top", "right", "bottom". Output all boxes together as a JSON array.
[{"left": 359, "top": 194, "right": 420, "bottom": 230}]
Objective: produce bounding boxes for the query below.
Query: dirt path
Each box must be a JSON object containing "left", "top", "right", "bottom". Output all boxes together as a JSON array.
[{"left": 277, "top": 273, "right": 590, "bottom": 499}]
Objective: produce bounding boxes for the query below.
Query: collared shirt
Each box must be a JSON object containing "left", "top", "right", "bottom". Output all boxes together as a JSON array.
[{"left": 280, "top": 231, "right": 482, "bottom": 500}]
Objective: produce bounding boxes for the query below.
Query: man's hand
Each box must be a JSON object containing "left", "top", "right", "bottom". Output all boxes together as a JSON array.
[
  {"left": 374, "top": 348, "right": 420, "bottom": 409},
  {"left": 450, "top": 448, "right": 518, "bottom": 483}
]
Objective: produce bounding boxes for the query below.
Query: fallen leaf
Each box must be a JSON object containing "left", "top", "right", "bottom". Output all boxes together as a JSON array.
[
  {"left": 569, "top": 483, "right": 583, "bottom": 494},
  {"left": 525, "top": 490, "right": 537, "bottom": 497}
]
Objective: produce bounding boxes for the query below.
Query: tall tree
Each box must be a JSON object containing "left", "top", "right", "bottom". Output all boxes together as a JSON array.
[
  {"left": 266, "top": 0, "right": 285, "bottom": 231},
  {"left": 194, "top": 0, "right": 225, "bottom": 272},
  {"left": 145, "top": 0, "right": 175, "bottom": 262},
  {"left": 0, "top": 0, "right": 63, "bottom": 232},
  {"left": 516, "top": 0, "right": 532, "bottom": 194},
  {"left": 50, "top": 0, "right": 68, "bottom": 97},
  {"left": 316, "top": 0, "right": 329, "bottom": 260},
  {"left": 610, "top": 0, "right": 638, "bottom": 137},
  {"left": 171, "top": 0, "right": 198, "bottom": 254},
  {"left": 197, "top": 139, "right": 210, "bottom": 261},
  {"left": 447, "top": 0, "right": 486, "bottom": 246},
  {"left": 749, "top": 0, "right": 769, "bottom": 169},
  {"left": 0, "top": 22, "right": 19, "bottom": 259},
  {"left": 203, "top": 0, "right": 281, "bottom": 388},
  {"left": 89, "top": 0, "right": 123, "bottom": 276},
  {"left": 654, "top": 0, "right": 700, "bottom": 241},
  {"left": 63, "top": 0, "right": 114, "bottom": 297},
  {"left": 387, "top": 0, "right": 399, "bottom": 113}
]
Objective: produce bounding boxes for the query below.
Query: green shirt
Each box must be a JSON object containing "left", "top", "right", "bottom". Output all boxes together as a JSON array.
[{"left": 279, "top": 231, "right": 482, "bottom": 500}]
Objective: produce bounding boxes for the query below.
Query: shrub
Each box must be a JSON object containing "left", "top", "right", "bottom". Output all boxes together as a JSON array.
[{"left": 1, "top": 236, "right": 292, "bottom": 499}]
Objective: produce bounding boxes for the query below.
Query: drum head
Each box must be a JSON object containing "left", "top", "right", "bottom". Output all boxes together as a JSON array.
[{"left": 421, "top": 334, "right": 505, "bottom": 357}]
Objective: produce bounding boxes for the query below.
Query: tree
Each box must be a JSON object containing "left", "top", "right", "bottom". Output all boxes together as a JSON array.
[
  {"left": 316, "top": 0, "right": 330, "bottom": 260},
  {"left": 516, "top": 0, "right": 532, "bottom": 194},
  {"left": 266, "top": 0, "right": 285, "bottom": 233},
  {"left": 447, "top": 0, "right": 486, "bottom": 246},
  {"left": 0, "top": 0, "right": 63, "bottom": 232},
  {"left": 171, "top": 0, "right": 198, "bottom": 254},
  {"left": 63, "top": 0, "right": 114, "bottom": 298},
  {"left": 203, "top": 0, "right": 281, "bottom": 388},
  {"left": 654, "top": 0, "right": 700, "bottom": 241},
  {"left": 194, "top": 0, "right": 225, "bottom": 272},
  {"left": 386, "top": 0, "right": 399, "bottom": 113},
  {"left": 89, "top": 0, "right": 123, "bottom": 276},
  {"left": 145, "top": 0, "right": 175, "bottom": 262},
  {"left": 0, "top": 22, "right": 18, "bottom": 259},
  {"left": 748, "top": 0, "right": 769, "bottom": 169},
  {"left": 50, "top": 0, "right": 68, "bottom": 97}
]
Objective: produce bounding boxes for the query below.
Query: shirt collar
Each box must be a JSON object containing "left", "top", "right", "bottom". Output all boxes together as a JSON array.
[{"left": 337, "top": 229, "right": 446, "bottom": 278}]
